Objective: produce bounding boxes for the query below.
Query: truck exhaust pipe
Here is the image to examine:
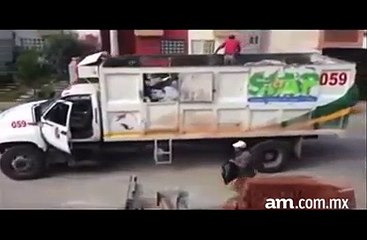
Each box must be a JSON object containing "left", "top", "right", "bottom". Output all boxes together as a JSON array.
[{"left": 109, "top": 30, "right": 119, "bottom": 56}]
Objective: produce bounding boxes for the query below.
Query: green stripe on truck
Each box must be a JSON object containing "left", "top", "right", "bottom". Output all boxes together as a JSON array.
[{"left": 282, "top": 84, "right": 359, "bottom": 129}]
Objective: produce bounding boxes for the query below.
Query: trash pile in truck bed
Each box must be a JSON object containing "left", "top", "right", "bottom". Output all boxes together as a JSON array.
[{"left": 223, "top": 176, "right": 356, "bottom": 210}]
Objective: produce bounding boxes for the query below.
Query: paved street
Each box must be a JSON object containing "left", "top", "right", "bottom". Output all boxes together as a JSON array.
[{"left": 0, "top": 107, "right": 366, "bottom": 209}]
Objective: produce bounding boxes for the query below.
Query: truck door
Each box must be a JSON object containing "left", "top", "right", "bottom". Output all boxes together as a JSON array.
[
  {"left": 143, "top": 73, "right": 179, "bottom": 133},
  {"left": 40, "top": 100, "right": 73, "bottom": 154},
  {"left": 179, "top": 72, "right": 215, "bottom": 133}
]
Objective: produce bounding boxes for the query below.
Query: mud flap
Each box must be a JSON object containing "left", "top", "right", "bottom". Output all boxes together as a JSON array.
[{"left": 294, "top": 137, "right": 303, "bottom": 160}]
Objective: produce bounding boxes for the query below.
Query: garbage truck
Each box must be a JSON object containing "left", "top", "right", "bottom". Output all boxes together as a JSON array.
[{"left": 0, "top": 52, "right": 359, "bottom": 180}]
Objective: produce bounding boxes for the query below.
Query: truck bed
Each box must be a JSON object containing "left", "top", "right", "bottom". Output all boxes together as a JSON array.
[{"left": 99, "top": 53, "right": 357, "bottom": 142}]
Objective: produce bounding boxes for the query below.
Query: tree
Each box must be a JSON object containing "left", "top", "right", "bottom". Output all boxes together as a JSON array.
[
  {"left": 43, "top": 33, "right": 98, "bottom": 80},
  {"left": 16, "top": 49, "right": 51, "bottom": 96},
  {"left": 81, "top": 34, "right": 100, "bottom": 49}
]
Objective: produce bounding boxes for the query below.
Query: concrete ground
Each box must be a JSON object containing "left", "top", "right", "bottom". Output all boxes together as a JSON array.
[{"left": 0, "top": 106, "right": 366, "bottom": 209}]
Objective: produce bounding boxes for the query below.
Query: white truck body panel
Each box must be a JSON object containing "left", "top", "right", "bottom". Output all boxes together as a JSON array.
[
  {"left": 61, "top": 83, "right": 99, "bottom": 97},
  {"left": 77, "top": 51, "right": 107, "bottom": 79},
  {"left": 98, "top": 59, "right": 356, "bottom": 142},
  {"left": 0, "top": 101, "right": 48, "bottom": 150},
  {"left": 77, "top": 66, "right": 99, "bottom": 79}
]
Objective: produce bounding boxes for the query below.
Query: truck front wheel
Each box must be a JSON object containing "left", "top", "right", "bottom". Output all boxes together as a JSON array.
[
  {"left": 250, "top": 140, "right": 292, "bottom": 173},
  {"left": 0, "top": 145, "right": 47, "bottom": 180}
]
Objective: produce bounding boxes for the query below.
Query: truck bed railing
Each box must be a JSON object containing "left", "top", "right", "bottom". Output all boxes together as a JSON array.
[{"left": 103, "top": 53, "right": 322, "bottom": 68}]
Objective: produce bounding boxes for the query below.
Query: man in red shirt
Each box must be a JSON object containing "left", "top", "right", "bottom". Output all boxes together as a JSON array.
[{"left": 215, "top": 35, "right": 241, "bottom": 65}]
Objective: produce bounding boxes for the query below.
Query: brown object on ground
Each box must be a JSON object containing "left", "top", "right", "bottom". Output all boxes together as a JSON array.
[{"left": 223, "top": 176, "right": 356, "bottom": 210}]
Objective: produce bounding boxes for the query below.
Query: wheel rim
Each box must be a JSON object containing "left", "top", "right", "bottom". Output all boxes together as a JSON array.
[
  {"left": 263, "top": 150, "right": 283, "bottom": 168},
  {"left": 11, "top": 156, "right": 32, "bottom": 173}
]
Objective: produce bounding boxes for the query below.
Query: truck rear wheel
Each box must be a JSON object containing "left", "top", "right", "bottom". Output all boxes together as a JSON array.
[
  {"left": 250, "top": 140, "right": 292, "bottom": 173},
  {"left": 0, "top": 145, "right": 47, "bottom": 180}
]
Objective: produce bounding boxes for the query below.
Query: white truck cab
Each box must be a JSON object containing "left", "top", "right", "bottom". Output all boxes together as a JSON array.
[
  {"left": 0, "top": 83, "right": 101, "bottom": 180},
  {"left": 0, "top": 52, "right": 359, "bottom": 180}
]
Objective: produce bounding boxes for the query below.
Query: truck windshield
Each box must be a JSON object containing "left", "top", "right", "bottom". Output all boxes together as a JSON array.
[{"left": 39, "top": 98, "right": 57, "bottom": 114}]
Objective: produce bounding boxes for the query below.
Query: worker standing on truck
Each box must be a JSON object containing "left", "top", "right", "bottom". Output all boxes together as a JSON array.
[
  {"left": 221, "top": 140, "right": 256, "bottom": 185},
  {"left": 214, "top": 35, "right": 241, "bottom": 65}
]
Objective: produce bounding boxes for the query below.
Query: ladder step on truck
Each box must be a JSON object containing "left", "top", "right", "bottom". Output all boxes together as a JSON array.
[{"left": 153, "top": 139, "right": 173, "bottom": 165}]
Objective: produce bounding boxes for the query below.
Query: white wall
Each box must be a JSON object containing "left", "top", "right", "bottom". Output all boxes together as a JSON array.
[
  {"left": 0, "top": 31, "right": 14, "bottom": 64},
  {"left": 188, "top": 30, "right": 214, "bottom": 40},
  {"left": 0, "top": 30, "right": 13, "bottom": 39},
  {"left": 188, "top": 30, "right": 214, "bottom": 53},
  {"left": 266, "top": 30, "right": 321, "bottom": 53},
  {"left": 188, "top": 30, "right": 229, "bottom": 54},
  {"left": 188, "top": 30, "right": 263, "bottom": 54}
]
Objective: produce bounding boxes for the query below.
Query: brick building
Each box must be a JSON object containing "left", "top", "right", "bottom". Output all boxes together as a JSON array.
[{"left": 100, "top": 30, "right": 188, "bottom": 55}]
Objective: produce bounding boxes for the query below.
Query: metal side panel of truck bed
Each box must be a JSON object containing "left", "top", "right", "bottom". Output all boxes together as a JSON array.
[{"left": 98, "top": 57, "right": 358, "bottom": 142}]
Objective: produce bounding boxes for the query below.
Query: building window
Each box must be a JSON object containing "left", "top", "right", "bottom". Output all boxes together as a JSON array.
[
  {"left": 249, "top": 36, "right": 259, "bottom": 45},
  {"left": 161, "top": 40, "right": 186, "bottom": 54},
  {"left": 191, "top": 40, "right": 215, "bottom": 54},
  {"left": 20, "top": 38, "right": 44, "bottom": 50}
]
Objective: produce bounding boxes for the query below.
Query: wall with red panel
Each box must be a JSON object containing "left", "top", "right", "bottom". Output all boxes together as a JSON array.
[
  {"left": 135, "top": 37, "right": 161, "bottom": 55},
  {"left": 100, "top": 30, "right": 135, "bottom": 55},
  {"left": 101, "top": 30, "right": 188, "bottom": 55},
  {"left": 117, "top": 30, "right": 136, "bottom": 54},
  {"left": 164, "top": 30, "right": 188, "bottom": 42},
  {"left": 135, "top": 30, "right": 188, "bottom": 55},
  {"left": 100, "top": 30, "right": 110, "bottom": 53},
  {"left": 319, "top": 30, "right": 364, "bottom": 49}
]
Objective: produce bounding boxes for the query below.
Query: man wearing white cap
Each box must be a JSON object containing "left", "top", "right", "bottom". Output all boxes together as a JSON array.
[{"left": 221, "top": 140, "right": 256, "bottom": 185}]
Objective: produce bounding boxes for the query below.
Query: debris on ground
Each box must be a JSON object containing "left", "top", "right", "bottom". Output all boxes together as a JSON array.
[{"left": 124, "top": 175, "right": 189, "bottom": 210}]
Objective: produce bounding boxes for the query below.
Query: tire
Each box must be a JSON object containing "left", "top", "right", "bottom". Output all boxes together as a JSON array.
[
  {"left": 0, "top": 145, "right": 47, "bottom": 180},
  {"left": 250, "top": 140, "right": 292, "bottom": 173}
]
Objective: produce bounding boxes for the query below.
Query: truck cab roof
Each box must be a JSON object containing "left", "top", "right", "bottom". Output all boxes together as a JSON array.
[{"left": 61, "top": 83, "right": 99, "bottom": 97}]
